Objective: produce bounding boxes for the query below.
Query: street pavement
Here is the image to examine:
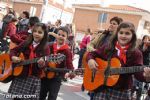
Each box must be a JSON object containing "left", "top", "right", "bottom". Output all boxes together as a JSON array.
[
  {"left": 57, "top": 76, "right": 90, "bottom": 100},
  {"left": 0, "top": 76, "right": 90, "bottom": 100}
]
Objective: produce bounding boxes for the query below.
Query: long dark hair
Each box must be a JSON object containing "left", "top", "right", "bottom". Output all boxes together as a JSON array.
[
  {"left": 108, "top": 22, "right": 137, "bottom": 51},
  {"left": 139, "top": 35, "right": 149, "bottom": 49},
  {"left": 24, "top": 23, "right": 48, "bottom": 54}
]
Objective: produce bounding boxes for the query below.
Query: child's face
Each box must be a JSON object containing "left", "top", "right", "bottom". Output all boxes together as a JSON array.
[
  {"left": 32, "top": 26, "right": 44, "bottom": 43},
  {"left": 117, "top": 27, "right": 133, "bottom": 46},
  {"left": 57, "top": 30, "right": 67, "bottom": 45}
]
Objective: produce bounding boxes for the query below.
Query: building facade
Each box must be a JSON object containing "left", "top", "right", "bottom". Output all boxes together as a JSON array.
[
  {"left": 72, "top": 4, "right": 150, "bottom": 38},
  {"left": 0, "top": 0, "right": 73, "bottom": 25}
]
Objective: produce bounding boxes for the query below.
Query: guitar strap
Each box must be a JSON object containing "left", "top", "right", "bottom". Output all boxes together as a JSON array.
[
  {"left": 103, "top": 48, "right": 114, "bottom": 100},
  {"left": 103, "top": 48, "right": 114, "bottom": 86}
]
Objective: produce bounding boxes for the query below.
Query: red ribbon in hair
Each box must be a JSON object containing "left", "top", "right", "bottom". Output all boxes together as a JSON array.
[{"left": 115, "top": 42, "right": 130, "bottom": 64}]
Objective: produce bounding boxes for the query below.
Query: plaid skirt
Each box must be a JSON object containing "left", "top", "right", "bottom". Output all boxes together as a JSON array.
[
  {"left": 93, "top": 88, "right": 132, "bottom": 100},
  {"left": 8, "top": 76, "right": 40, "bottom": 100}
]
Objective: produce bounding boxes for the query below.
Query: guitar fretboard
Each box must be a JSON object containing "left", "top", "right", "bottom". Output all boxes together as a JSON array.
[
  {"left": 15, "top": 54, "right": 65, "bottom": 67},
  {"left": 110, "top": 66, "right": 145, "bottom": 75},
  {"left": 16, "top": 57, "right": 41, "bottom": 66},
  {"left": 45, "top": 67, "right": 72, "bottom": 73}
]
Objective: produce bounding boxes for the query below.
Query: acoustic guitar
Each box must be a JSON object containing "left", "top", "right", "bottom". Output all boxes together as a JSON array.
[
  {"left": 45, "top": 53, "right": 66, "bottom": 79},
  {"left": 0, "top": 53, "right": 65, "bottom": 83},
  {"left": 83, "top": 53, "right": 146, "bottom": 91}
]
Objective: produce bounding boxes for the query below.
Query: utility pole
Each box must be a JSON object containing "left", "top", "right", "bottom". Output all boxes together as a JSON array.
[
  {"left": 40, "top": 0, "right": 48, "bottom": 22},
  {"left": 60, "top": 0, "right": 65, "bottom": 19}
]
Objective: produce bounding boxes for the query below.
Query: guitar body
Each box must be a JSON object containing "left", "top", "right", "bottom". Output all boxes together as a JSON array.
[
  {"left": 0, "top": 53, "right": 25, "bottom": 83},
  {"left": 46, "top": 62, "right": 56, "bottom": 79},
  {"left": 12, "top": 53, "right": 24, "bottom": 76},
  {"left": 83, "top": 53, "right": 121, "bottom": 91},
  {"left": 0, "top": 53, "right": 65, "bottom": 82},
  {"left": 0, "top": 53, "right": 12, "bottom": 83}
]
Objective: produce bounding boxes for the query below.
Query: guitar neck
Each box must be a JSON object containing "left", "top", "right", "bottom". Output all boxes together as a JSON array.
[
  {"left": 15, "top": 54, "right": 65, "bottom": 67},
  {"left": 45, "top": 67, "right": 72, "bottom": 73},
  {"left": 110, "top": 66, "right": 145, "bottom": 75},
  {"left": 16, "top": 57, "right": 41, "bottom": 66}
]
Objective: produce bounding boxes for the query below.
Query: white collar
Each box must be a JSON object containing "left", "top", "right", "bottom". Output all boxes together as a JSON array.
[
  {"left": 32, "top": 41, "right": 39, "bottom": 48},
  {"left": 28, "top": 29, "right": 32, "bottom": 34}
]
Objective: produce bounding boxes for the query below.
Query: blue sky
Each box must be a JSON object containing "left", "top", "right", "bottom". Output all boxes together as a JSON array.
[{"left": 65, "top": 0, "right": 150, "bottom": 12}]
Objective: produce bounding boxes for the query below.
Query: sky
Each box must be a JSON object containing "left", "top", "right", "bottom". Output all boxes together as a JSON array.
[{"left": 65, "top": 0, "right": 150, "bottom": 12}]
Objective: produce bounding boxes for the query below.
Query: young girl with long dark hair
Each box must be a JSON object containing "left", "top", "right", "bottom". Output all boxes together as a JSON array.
[
  {"left": 8, "top": 23, "right": 50, "bottom": 100},
  {"left": 87, "top": 22, "right": 150, "bottom": 100}
]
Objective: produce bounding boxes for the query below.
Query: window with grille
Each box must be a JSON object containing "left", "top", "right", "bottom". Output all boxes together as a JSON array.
[{"left": 98, "top": 13, "right": 108, "bottom": 23}]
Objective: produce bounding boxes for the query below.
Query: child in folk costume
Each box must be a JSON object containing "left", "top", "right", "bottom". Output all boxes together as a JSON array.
[
  {"left": 9, "top": 23, "right": 50, "bottom": 100},
  {"left": 40, "top": 27, "right": 75, "bottom": 100},
  {"left": 87, "top": 22, "right": 150, "bottom": 100}
]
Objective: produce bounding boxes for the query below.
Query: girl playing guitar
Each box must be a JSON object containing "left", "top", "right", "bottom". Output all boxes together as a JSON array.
[
  {"left": 87, "top": 22, "right": 150, "bottom": 100},
  {"left": 8, "top": 23, "right": 50, "bottom": 100}
]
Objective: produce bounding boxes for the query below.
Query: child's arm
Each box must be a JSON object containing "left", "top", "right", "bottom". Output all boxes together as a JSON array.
[{"left": 48, "top": 32, "right": 58, "bottom": 38}]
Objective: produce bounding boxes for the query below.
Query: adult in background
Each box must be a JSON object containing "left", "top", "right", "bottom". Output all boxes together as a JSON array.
[
  {"left": 48, "top": 19, "right": 62, "bottom": 42},
  {"left": 17, "top": 11, "right": 30, "bottom": 32},
  {"left": 10, "top": 16, "right": 40, "bottom": 48},
  {"left": 139, "top": 35, "right": 150, "bottom": 100},
  {"left": 87, "top": 16, "right": 123, "bottom": 51},
  {"left": 77, "top": 28, "right": 92, "bottom": 68},
  {"left": 3, "top": 17, "right": 18, "bottom": 39}
]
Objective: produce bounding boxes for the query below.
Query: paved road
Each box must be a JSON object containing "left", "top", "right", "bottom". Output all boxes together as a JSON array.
[
  {"left": 57, "top": 76, "right": 89, "bottom": 100},
  {"left": 0, "top": 76, "right": 90, "bottom": 100}
]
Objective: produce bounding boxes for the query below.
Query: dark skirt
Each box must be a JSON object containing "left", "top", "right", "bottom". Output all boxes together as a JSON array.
[
  {"left": 93, "top": 88, "right": 132, "bottom": 100},
  {"left": 8, "top": 76, "right": 40, "bottom": 100}
]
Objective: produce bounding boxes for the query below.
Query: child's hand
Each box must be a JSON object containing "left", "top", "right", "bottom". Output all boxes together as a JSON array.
[
  {"left": 143, "top": 67, "right": 150, "bottom": 82},
  {"left": 37, "top": 58, "right": 45, "bottom": 68},
  {"left": 65, "top": 71, "right": 76, "bottom": 79},
  {"left": 88, "top": 59, "right": 98, "bottom": 70},
  {"left": 12, "top": 56, "right": 22, "bottom": 63}
]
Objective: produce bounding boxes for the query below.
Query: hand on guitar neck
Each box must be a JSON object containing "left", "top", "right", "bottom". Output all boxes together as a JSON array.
[
  {"left": 37, "top": 58, "right": 46, "bottom": 68},
  {"left": 143, "top": 67, "right": 150, "bottom": 82},
  {"left": 11, "top": 56, "right": 22, "bottom": 63},
  {"left": 65, "top": 71, "right": 76, "bottom": 79},
  {"left": 12, "top": 56, "right": 46, "bottom": 68}
]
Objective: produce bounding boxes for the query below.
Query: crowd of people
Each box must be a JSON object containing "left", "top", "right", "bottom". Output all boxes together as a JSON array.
[
  {"left": 0, "top": 9, "right": 75, "bottom": 100},
  {"left": 0, "top": 8, "right": 150, "bottom": 100}
]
